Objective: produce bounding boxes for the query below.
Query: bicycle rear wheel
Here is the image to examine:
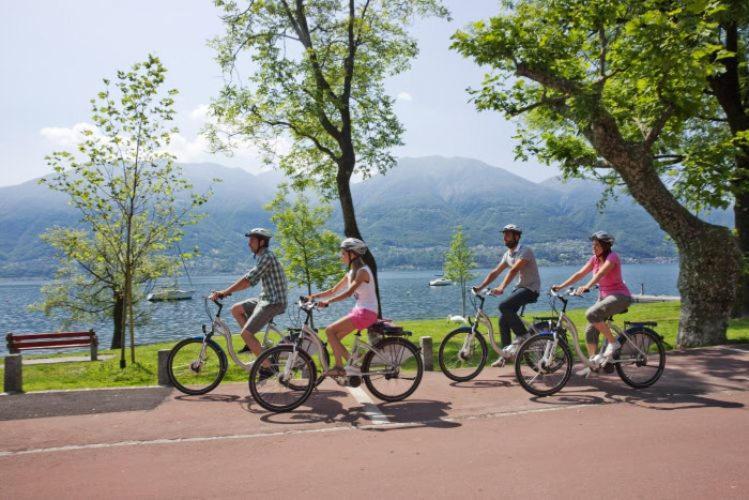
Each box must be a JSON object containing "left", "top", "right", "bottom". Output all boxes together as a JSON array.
[
  {"left": 363, "top": 337, "right": 423, "bottom": 402},
  {"left": 438, "top": 327, "right": 488, "bottom": 382},
  {"left": 168, "top": 338, "right": 227, "bottom": 395},
  {"left": 249, "top": 345, "right": 316, "bottom": 412},
  {"left": 515, "top": 335, "right": 572, "bottom": 397},
  {"left": 615, "top": 328, "right": 666, "bottom": 388}
]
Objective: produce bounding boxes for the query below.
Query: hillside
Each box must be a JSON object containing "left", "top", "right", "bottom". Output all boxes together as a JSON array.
[{"left": 0, "top": 156, "right": 733, "bottom": 277}]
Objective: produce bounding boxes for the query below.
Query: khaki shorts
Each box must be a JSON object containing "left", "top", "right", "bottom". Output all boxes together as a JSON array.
[
  {"left": 584, "top": 294, "right": 632, "bottom": 344},
  {"left": 237, "top": 298, "right": 285, "bottom": 334}
]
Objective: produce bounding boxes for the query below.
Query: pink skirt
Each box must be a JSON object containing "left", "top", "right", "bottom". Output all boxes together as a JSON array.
[{"left": 348, "top": 307, "right": 378, "bottom": 330}]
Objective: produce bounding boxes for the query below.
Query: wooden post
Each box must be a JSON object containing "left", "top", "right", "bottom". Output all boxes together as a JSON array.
[
  {"left": 420, "top": 336, "right": 433, "bottom": 371},
  {"left": 158, "top": 350, "right": 172, "bottom": 386},
  {"left": 4, "top": 354, "right": 23, "bottom": 393},
  {"left": 90, "top": 329, "right": 98, "bottom": 361}
]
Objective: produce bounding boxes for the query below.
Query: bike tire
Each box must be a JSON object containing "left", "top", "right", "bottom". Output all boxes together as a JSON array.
[
  {"left": 168, "top": 338, "right": 227, "bottom": 395},
  {"left": 615, "top": 328, "right": 666, "bottom": 388},
  {"left": 249, "top": 345, "right": 316, "bottom": 413},
  {"left": 438, "top": 327, "right": 488, "bottom": 382},
  {"left": 514, "top": 334, "right": 572, "bottom": 397},
  {"left": 362, "top": 337, "right": 423, "bottom": 402}
]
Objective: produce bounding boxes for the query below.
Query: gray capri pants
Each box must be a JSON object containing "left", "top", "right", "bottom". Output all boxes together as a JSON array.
[
  {"left": 237, "top": 298, "right": 286, "bottom": 334},
  {"left": 583, "top": 294, "right": 633, "bottom": 344}
]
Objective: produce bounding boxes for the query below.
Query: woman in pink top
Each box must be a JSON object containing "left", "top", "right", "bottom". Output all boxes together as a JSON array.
[
  {"left": 552, "top": 231, "right": 632, "bottom": 369},
  {"left": 307, "top": 237, "right": 379, "bottom": 378}
]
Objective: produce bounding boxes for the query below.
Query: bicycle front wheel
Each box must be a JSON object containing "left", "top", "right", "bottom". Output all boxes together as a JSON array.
[
  {"left": 438, "top": 327, "right": 488, "bottom": 382},
  {"left": 168, "top": 338, "right": 227, "bottom": 395},
  {"left": 515, "top": 335, "right": 572, "bottom": 397},
  {"left": 615, "top": 328, "right": 666, "bottom": 388},
  {"left": 249, "top": 345, "right": 316, "bottom": 412},
  {"left": 363, "top": 337, "right": 423, "bottom": 402}
]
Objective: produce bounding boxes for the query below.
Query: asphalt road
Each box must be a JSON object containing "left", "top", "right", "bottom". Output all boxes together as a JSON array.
[{"left": 1, "top": 345, "right": 747, "bottom": 499}]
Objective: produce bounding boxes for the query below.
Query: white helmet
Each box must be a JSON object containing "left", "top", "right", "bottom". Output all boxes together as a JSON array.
[
  {"left": 245, "top": 227, "right": 272, "bottom": 240},
  {"left": 340, "top": 237, "right": 368, "bottom": 255},
  {"left": 590, "top": 231, "right": 615, "bottom": 244},
  {"left": 501, "top": 224, "right": 522, "bottom": 235}
]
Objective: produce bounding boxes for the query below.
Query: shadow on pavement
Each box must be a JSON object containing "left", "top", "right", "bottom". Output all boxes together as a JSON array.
[
  {"left": 372, "top": 398, "right": 461, "bottom": 430},
  {"left": 250, "top": 388, "right": 360, "bottom": 426},
  {"left": 0, "top": 387, "right": 173, "bottom": 421}
]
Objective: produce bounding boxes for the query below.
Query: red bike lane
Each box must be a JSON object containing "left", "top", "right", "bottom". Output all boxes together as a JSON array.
[{"left": 1, "top": 345, "right": 747, "bottom": 498}]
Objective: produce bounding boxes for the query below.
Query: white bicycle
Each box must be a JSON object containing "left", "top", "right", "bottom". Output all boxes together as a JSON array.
[
  {"left": 167, "top": 297, "right": 289, "bottom": 395},
  {"left": 438, "top": 288, "right": 538, "bottom": 382},
  {"left": 515, "top": 288, "right": 666, "bottom": 397}
]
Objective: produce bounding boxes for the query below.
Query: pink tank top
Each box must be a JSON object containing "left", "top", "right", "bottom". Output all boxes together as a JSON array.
[{"left": 588, "top": 252, "right": 631, "bottom": 298}]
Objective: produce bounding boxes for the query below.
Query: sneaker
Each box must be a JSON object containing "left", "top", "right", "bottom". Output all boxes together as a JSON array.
[
  {"left": 492, "top": 334, "right": 529, "bottom": 367},
  {"left": 577, "top": 357, "right": 598, "bottom": 377},
  {"left": 257, "top": 366, "right": 276, "bottom": 382}
]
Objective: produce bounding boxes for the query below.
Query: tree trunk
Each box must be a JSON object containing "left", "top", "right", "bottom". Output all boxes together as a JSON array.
[
  {"left": 111, "top": 292, "right": 125, "bottom": 349},
  {"left": 587, "top": 115, "right": 741, "bottom": 346},
  {"left": 707, "top": 21, "right": 749, "bottom": 317},
  {"left": 731, "top": 161, "right": 749, "bottom": 318},
  {"left": 336, "top": 162, "right": 382, "bottom": 318}
]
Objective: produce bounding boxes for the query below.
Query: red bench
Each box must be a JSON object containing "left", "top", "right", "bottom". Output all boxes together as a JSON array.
[{"left": 6, "top": 330, "right": 98, "bottom": 361}]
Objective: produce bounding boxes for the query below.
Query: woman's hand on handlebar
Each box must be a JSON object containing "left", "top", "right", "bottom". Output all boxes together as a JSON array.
[
  {"left": 209, "top": 290, "right": 230, "bottom": 302},
  {"left": 317, "top": 300, "right": 329, "bottom": 308},
  {"left": 572, "top": 286, "right": 590, "bottom": 296}
]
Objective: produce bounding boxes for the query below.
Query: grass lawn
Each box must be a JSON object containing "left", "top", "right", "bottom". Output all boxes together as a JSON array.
[{"left": 6, "top": 301, "right": 749, "bottom": 392}]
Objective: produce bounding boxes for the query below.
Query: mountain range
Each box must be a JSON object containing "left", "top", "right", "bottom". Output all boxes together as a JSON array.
[{"left": 0, "top": 156, "right": 732, "bottom": 277}]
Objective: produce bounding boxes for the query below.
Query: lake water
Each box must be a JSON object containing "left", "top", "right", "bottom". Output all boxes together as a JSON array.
[{"left": 0, "top": 263, "right": 679, "bottom": 354}]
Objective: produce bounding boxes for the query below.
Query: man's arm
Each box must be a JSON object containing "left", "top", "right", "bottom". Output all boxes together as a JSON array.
[
  {"left": 475, "top": 261, "right": 509, "bottom": 290},
  {"left": 493, "top": 259, "right": 527, "bottom": 295}
]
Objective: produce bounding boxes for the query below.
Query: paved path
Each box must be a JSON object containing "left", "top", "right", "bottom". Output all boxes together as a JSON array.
[{"left": 0, "top": 346, "right": 747, "bottom": 499}]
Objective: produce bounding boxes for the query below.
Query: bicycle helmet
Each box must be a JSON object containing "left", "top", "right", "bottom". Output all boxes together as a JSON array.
[
  {"left": 245, "top": 227, "right": 272, "bottom": 240},
  {"left": 340, "top": 237, "right": 368, "bottom": 255},
  {"left": 590, "top": 231, "right": 615, "bottom": 244},
  {"left": 501, "top": 224, "right": 522, "bottom": 235}
]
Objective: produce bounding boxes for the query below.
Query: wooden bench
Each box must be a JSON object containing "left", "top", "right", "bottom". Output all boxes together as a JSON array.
[{"left": 6, "top": 330, "right": 98, "bottom": 361}]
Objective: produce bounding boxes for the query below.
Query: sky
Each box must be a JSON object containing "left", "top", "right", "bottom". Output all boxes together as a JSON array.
[{"left": 0, "top": 0, "right": 558, "bottom": 188}]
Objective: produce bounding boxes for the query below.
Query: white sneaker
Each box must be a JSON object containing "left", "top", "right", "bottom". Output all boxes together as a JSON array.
[
  {"left": 492, "top": 334, "right": 529, "bottom": 366},
  {"left": 577, "top": 357, "right": 598, "bottom": 377}
]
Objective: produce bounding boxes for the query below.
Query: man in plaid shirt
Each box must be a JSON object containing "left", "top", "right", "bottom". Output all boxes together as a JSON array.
[{"left": 210, "top": 228, "right": 288, "bottom": 376}]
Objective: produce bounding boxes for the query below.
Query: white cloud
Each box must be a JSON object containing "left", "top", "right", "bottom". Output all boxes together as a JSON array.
[
  {"left": 397, "top": 91, "right": 413, "bottom": 102},
  {"left": 40, "top": 122, "right": 102, "bottom": 148},
  {"left": 189, "top": 104, "right": 211, "bottom": 122},
  {"left": 39, "top": 109, "right": 293, "bottom": 174}
]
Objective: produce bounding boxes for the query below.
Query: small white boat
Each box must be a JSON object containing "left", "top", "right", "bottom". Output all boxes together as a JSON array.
[
  {"left": 429, "top": 277, "right": 453, "bottom": 287},
  {"left": 147, "top": 288, "right": 194, "bottom": 302}
]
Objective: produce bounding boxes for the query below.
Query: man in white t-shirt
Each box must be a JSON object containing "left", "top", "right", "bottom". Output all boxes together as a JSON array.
[{"left": 474, "top": 224, "right": 541, "bottom": 365}]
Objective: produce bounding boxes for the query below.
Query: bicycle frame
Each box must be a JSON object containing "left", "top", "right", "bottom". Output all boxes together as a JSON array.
[
  {"left": 281, "top": 299, "right": 405, "bottom": 381},
  {"left": 202, "top": 298, "right": 283, "bottom": 373},
  {"left": 465, "top": 289, "right": 535, "bottom": 356},
  {"left": 541, "top": 289, "right": 649, "bottom": 369}
]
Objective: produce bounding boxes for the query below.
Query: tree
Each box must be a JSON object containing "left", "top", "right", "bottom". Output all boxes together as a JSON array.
[
  {"left": 452, "top": 0, "right": 741, "bottom": 346},
  {"left": 39, "top": 55, "right": 210, "bottom": 366},
  {"left": 208, "top": 0, "right": 450, "bottom": 316},
  {"left": 444, "top": 226, "right": 476, "bottom": 317},
  {"left": 266, "top": 184, "right": 341, "bottom": 298},
  {"left": 702, "top": 2, "right": 749, "bottom": 316}
]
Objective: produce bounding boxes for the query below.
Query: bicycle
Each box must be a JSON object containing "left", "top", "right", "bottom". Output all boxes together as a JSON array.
[
  {"left": 438, "top": 288, "right": 539, "bottom": 382},
  {"left": 249, "top": 297, "right": 424, "bottom": 413},
  {"left": 514, "top": 288, "right": 666, "bottom": 397},
  {"left": 167, "top": 297, "right": 296, "bottom": 395}
]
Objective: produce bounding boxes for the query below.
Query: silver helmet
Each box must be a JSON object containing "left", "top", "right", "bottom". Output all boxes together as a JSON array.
[
  {"left": 245, "top": 227, "right": 272, "bottom": 239},
  {"left": 501, "top": 224, "right": 522, "bottom": 235},
  {"left": 590, "top": 231, "right": 615, "bottom": 244},
  {"left": 340, "top": 237, "right": 368, "bottom": 255}
]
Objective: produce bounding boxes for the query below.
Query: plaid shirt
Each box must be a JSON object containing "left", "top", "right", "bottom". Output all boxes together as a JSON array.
[{"left": 243, "top": 248, "right": 288, "bottom": 307}]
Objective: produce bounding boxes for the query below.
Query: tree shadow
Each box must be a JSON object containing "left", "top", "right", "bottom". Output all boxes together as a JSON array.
[{"left": 365, "top": 399, "right": 461, "bottom": 430}]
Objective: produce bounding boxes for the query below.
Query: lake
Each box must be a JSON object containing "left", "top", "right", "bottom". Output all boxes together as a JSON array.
[{"left": 0, "top": 263, "right": 679, "bottom": 354}]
